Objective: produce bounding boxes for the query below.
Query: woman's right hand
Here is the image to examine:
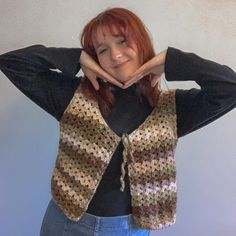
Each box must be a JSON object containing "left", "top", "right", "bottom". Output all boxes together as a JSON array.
[{"left": 79, "top": 50, "right": 124, "bottom": 90}]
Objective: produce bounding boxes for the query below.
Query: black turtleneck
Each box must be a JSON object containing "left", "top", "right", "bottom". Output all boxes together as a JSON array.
[
  {"left": 0, "top": 45, "right": 235, "bottom": 216},
  {"left": 102, "top": 83, "right": 154, "bottom": 136},
  {"left": 87, "top": 83, "right": 154, "bottom": 216}
]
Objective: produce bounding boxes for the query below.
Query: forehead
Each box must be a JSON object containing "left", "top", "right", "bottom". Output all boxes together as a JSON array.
[{"left": 92, "top": 25, "right": 124, "bottom": 47}]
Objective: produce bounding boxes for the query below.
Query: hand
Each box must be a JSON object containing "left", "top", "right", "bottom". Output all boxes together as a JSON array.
[
  {"left": 123, "top": 49, "right": 167, "bottom": 89},
  {"left": 79, "top": 50, "right": 124, "bottom": 90}
]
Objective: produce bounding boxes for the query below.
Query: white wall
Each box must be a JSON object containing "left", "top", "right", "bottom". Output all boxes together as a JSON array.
[{"left": 0, "top": 1, "right": 235, "bottom": 236}]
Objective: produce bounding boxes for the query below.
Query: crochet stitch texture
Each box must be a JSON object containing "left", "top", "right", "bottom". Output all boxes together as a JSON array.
[{"left": 51, "top": 86, "right": 178, "bottom": 230}]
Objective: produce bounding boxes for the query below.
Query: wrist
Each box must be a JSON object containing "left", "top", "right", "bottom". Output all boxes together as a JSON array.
[{"left": 159, "top": 49, "right": 167, "bottom": 65}]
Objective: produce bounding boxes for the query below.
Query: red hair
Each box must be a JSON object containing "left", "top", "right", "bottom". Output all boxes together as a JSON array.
[{"left": 80, "top": 7, "right": 160, "bottom": 115}]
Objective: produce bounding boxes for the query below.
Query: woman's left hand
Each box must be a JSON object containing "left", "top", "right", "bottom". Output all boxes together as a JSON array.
[{"left": 123, "top": 49, "right": 167, "bottom": 89}]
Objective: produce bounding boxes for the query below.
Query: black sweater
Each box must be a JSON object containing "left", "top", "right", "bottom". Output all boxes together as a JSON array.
[{"left": 0, "top": 45, "right": 235, "bottom": 216}]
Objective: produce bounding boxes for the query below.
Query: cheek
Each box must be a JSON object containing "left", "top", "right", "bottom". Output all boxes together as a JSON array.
[
  {"left": 97, "top": 56, "right": 109, "bottom": 70},
  {"left": 129, "top": 49, "right": 137, "bottom": 57},
  {"left": 127, "top": 48, "right": 140, "bottom": 64}
]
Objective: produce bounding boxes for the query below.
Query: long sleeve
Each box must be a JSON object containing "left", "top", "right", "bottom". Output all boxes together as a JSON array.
[
  {"left": 0, "top": 45, "right": 82, "bottom": 120},
  {"left": 164, "top": 47, "right": 236, "bottom": 137}
]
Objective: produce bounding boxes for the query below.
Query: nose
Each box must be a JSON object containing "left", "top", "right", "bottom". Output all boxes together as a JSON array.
[{"left": 110, "top": 47, "right": 123, "bottom": 61}]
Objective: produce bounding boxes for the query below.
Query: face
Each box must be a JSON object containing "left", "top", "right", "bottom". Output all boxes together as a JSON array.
[{"left": 92, "top": 26, "right": 140, "bottom": 83}]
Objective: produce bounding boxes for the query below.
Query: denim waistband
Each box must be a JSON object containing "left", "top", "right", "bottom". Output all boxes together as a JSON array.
[{"left": 78, "top": 212, "right": 134, "bottom": 230}]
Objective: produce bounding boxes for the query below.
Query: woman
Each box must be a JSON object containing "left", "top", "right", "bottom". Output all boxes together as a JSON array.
[{"left": 0, "top": 7, "right": 235, "bottom": 236}]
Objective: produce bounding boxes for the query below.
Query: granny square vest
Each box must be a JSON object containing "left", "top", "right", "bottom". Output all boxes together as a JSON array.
[{"left": 51, "top": 86, "right": 178, "bottom": 230}]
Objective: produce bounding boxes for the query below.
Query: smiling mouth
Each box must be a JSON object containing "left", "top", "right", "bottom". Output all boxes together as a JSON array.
[{"left": 114, "top": 60, "right": 129, "bottom": 69}]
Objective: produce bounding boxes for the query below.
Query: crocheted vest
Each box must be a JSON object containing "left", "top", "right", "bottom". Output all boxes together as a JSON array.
[{"left": 51, "top": 86, "right": 178, "bottom": 230}]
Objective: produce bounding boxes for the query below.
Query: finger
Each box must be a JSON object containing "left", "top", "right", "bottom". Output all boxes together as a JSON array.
[
  {"left": 123, "top": 83, "right": 133, "bottom": 89},
  {"left": 124, "top": 76, "right": 141, "bottom": 88},
  {"left": 123, "top": 79, "right": 137, "bottom": 89},
  {"left": 95, "top": 69, "right": 124, "bottom": 88},
  {"left": 123, "top": 71, "right": 146, "bottom": 88},
  {"left": 151, "top": 74, "right": 162, "bottom": 87},
  {"left": 82, "top": 65, "right": 100, "bottom": 90},
  {"left": 124, "top": 63, "right": 156, "bottom": 88},
  {"left": 85, "top": 62, "right": 124, "bottom": 88},
  {"left": 129, "top": 65, "right": 149, "bottom": 82},
  {"left": 123, "top": 80, "right": 136, "bottom": 89},
  {"left": 90, "top": 77, "right": 100, "bottom": 90},
  {"left": 124, "top": 72, "right": 162, "bottom": 89},
  {"left": 129, "top": 57, "right": 159, "bottom": 80}
]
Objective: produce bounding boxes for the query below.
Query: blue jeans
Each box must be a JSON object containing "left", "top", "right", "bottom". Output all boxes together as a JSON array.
[{"left": 40, "top": 199, "right": 151, "bottom": 236}]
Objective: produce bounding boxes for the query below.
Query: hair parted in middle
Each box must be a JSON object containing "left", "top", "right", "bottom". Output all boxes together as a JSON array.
[{"left": 80, "top": 7, "right": 160, "bottom": 115}]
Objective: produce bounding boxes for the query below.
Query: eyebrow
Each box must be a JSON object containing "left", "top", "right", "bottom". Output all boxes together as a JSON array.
[{"left": 95, "top": 34, "right": 125, "bottom": 49}]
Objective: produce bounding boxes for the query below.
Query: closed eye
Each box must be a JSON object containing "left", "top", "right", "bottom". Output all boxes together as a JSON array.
[
  {"left": 98, "top": 48, "right": 107, "bottom": 54},
  {"left": 117, "top": 36, "right": 127, "bottom": 44},
  {"left": 118, "top": 39, "right": 126, "bottom": 44}
]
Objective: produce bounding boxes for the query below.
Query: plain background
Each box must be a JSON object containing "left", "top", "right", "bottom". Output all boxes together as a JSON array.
[{"left": 0, "top": 1, "right": 235, "bottom": 236}]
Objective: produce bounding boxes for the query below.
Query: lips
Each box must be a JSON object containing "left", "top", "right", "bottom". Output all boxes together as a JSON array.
[{"left": 113, "top": 60, "right": 129, "bottom": 69}]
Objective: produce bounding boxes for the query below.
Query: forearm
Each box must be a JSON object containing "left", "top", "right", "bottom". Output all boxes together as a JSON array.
[
  {"left": 0, "top": 44, "right": 82, "bottom": 78},
  {"left": 165, "top": 47, "right": 236, "bottom": 106},
  {"left": 0, "top": 45, "right": 82, "bottom": 120},
  {"left": 164, "top": 47, "right": 236, "bottom": 137}
]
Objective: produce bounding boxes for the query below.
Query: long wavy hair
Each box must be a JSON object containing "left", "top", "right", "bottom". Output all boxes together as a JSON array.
[{"left": 80, "top": 7, "right": 160, "bottom": 115}]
